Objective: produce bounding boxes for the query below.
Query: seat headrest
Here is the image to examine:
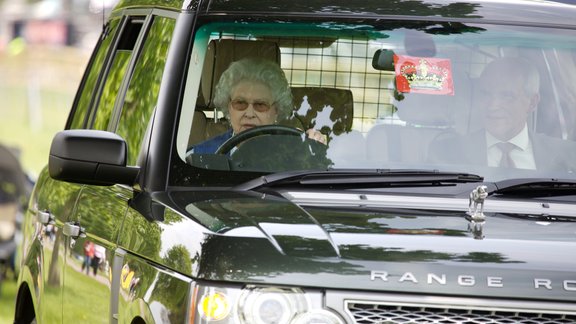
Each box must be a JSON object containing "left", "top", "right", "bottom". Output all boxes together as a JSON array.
[
  {"left": 290, "top": 87, "right": 354, "bottom": 136},
  {"left": 188, "top": 110, "right": 208, "bottom": 147},
  {"left": 394, "top": 70, "right": 471, "bottom": 128},
  {"left": 198, "top": 39, "right": 281, "bottom": 109},
  {"left": 395, "top": 93, "right": 456, "bottom": 126}
]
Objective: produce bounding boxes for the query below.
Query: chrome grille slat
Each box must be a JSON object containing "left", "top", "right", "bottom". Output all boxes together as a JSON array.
[{"left": 347, "top": 302, "right": 576, "bottom": 324}]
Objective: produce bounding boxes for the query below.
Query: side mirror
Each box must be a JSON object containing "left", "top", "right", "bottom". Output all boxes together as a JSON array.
[{"left": 49, "top": 130, "right": 139, "bottom": 186}]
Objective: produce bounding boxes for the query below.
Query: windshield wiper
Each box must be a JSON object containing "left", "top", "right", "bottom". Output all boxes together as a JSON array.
[
  {"left": 235, "top": 169, "right": 483, "bottom": 191},
  {"left": 492, "top": 178, "right": 576, "bottom": 198}
]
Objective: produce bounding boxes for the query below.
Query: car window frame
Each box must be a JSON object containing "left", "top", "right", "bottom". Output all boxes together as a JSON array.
[
  {"left": 65, "top": 18, "right": 122, "bottom": 130},
  {"left": 89, "top": 12, "right": 151, "bottom": 131},
  {"left": 115, "top": 14, "right": 178, "bottom": 165}
]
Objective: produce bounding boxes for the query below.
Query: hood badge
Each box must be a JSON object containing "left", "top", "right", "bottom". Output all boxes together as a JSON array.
[{"left": 466, "top": 185, "right": 488, "bottom": 239}]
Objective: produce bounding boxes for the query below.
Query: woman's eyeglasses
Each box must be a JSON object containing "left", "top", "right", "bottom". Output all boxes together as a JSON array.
[{"left": 230, "top": 99, "right": 274, "bottom": 113}]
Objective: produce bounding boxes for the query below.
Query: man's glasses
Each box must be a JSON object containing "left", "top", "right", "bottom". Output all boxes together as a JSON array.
[{"left": 230, "top": 99, "right": 274, "bottom": 113}]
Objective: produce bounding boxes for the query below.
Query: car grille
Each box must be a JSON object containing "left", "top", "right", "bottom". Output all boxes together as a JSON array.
[{"left": 347, "top": 302, "right": 576, "bottom": 324}]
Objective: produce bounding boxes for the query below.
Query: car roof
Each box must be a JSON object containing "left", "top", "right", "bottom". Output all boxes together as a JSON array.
[{"left": 113, "top": 0, "right": 576, "bottom": 27}]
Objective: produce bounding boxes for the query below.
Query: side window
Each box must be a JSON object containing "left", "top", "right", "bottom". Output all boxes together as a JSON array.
[
  {"left": 68, "top": 19, "right": 120, "bottom": 129},
  {"left": 92, "top": 16, "right": 145, "bottom": 131},
  {"left": 116, "top": 16, "right": 176, "bottom": 165}
]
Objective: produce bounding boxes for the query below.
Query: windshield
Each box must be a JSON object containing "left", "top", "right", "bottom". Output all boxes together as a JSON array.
[{"left": 174, "top": 20, "right": 576, "bottom": 186}]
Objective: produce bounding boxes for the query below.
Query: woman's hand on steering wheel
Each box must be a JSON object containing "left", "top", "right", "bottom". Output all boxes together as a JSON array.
[{"left": 305, "top": 128, "right": 327, "bottom": 145}]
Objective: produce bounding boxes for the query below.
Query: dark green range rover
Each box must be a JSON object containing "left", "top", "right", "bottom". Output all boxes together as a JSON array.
[{"left": 14, "top": 0, "right": 576, "bottom": 323}]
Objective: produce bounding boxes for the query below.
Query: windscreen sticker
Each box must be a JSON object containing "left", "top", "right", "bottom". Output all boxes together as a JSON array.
[{"left": 394, "top": 55, "right": 454, "bottom": 95}]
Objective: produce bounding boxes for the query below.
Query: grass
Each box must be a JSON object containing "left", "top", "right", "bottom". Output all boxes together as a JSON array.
[
  {"left": 40, "top": 256, "right": 110, "bottom": 323},
  {"left": 0, "top": 278, "right": 17, "bottom": 324},
  {"left": 60, "top": 259, "right": 110, "bottom": 323},
  {"left": 0, "top": 253, "right": 109, "bottom": 323},
  {"left": 0, "top": 46, "right": 89, "bottom": 177},
  {"left": 0, "top": 85, "right": 72, "bottom": 177}
]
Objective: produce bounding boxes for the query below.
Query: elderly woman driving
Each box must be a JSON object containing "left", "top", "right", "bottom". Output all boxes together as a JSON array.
[{"left": 190, "top": 57, "right": 325, "bottom": 154}]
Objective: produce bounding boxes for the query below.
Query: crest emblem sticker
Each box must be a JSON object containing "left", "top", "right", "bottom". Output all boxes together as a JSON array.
[{"left": 394, "top": 55, "right": 454, "bottom": 95}]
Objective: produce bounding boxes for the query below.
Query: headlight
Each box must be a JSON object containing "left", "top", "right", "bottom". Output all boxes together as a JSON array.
[
  {"left": 292, "top": 310, "right": 345, "bottom": 324},
  {"left": 191, "top": 285, "right": 344, "bottom": 324},
  {"left": 198, "top": 290, "right": 231, "bottom": 321},
  {"left": 238, "top": 287, "right": 308, "bottom": 324}
]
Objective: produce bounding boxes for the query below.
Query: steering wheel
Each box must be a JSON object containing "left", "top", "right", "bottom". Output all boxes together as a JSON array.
[{"left": 215, "top": 125, "right": 304, "bottom": 154}]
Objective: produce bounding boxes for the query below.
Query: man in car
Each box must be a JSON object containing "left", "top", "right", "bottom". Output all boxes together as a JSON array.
[{"left": 428, "top": 57, "right": 576, "bottom": 172}]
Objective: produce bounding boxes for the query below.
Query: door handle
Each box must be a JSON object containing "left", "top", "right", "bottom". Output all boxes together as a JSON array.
[
  {"left": 37, "top": 210, "right": 55, "bottom": 225},
  {"left": 63, "top": 222, "right": 86, "bottom": 239}
]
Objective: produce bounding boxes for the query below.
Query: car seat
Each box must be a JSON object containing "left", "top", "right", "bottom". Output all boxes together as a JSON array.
[
  {"left": 288, "top": 86, "right": 354, "bottom": 137},
  {"left": 188, "top": 39, "right": 281, "bottom": 147}
]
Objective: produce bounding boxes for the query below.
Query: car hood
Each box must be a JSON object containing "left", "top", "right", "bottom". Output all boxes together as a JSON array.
[{"left": 164, "top": 190, "right": 576, "bottom": 301}]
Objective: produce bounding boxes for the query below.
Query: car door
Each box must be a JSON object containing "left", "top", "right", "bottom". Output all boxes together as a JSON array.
[
  {"left": 61, "top": 12, "right": 176, "bottom": 323},
  {"left": 24, "top": 17, "right": 122, "bottom": 324}
]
